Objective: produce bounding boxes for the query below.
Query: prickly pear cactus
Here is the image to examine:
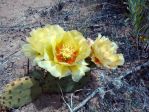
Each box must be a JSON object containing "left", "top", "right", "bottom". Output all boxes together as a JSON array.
[
  {"left": 0, "top": 70, "right": 90, "bottom": 109},
  {"left": 42, "top": 72, "right": 90, "bottom": 93},
  {"left": 0, "top": 76, "right": 42, "bottom": 108},
  {"left": 29, "top": 70, "right": 90, "bottom": 93}
]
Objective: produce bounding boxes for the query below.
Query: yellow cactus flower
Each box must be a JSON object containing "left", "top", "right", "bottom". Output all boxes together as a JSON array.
[
  {"left": 22, "top": 25, "right": 64, "bottom": 62},
  {"left": 38, "top": 30, "right": 91, "bottom": 82},
  {"left": 91, "top": 34, "right": 124, "bottom": 69},
  {"left": 22, "top": 25, "right": 91, "bottom": 82}
]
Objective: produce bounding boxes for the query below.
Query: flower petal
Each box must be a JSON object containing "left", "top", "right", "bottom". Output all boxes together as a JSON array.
[
  {"left": 65, "top": 30, "right": 91, "bottom": 62},
  {"left": 70, "top": 61, "right": 90, "bottom": 82},
  {"left": 46, "top": 25, "right": 65, "bottom": 37},
  {"left": 22, "top": 44, "right": 38, "bottom": 58},
  {"left": 37, "top": 60, "right": 71, "bottom": 78},
  {"left": 27, "top": 28, "right": 51, "bottom": 55},
  {"left": 91, "top": 34, "right": 124, "bottom": 69}
]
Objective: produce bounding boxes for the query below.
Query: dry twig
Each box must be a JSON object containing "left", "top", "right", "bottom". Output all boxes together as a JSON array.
[
  {"left": 119, "top": 60, "right": 149, "bottom": 79},
  {"left": 58, "top": 83, "right": 73, "bottom": 112},
  {"left": 72, "top": 89, "right": 98, "bottom": 112}
]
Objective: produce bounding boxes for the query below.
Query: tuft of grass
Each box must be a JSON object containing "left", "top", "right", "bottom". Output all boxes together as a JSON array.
[{"left": 127, "top": 0, "right": 146, "bottom": 36}]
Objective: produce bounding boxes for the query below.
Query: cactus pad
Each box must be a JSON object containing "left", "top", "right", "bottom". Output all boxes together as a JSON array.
[
  {"left": 42, "top": 72, "right": 90, "bottom": 93},
  {"left": 0, "top": 76, "right": 42, "bottom": 108},
  {"left": 0, "top": 71, "right": 90, "bottom": 109},
  {"left": 29, "top": 70, "right": 90, "bottom": 93}
]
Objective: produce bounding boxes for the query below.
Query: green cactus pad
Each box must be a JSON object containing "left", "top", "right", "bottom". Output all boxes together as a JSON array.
[
  {"left": 42, "top": 72, "right": 90, "bottom": 93},
  {"left": 0, "top": 76, "right": 42, "bottom": 108},
  {"left": 5, "top": 76, "right": 40, "bottom": 91},
  {"left": 28, "top": 70, "right": 90, "bottom": 93},
  {"left": 0, "top": 71, "right": 90, "bottom": 109}
]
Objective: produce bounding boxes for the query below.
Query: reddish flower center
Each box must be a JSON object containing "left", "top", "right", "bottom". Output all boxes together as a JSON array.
[
  {"left": 56, "top": 44, "right": 78, "bottom": 64},
  {"left": 94, "top": 57, "right": 101, "bottom": 65}
]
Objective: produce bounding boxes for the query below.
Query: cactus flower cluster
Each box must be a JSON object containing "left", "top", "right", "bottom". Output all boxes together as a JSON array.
[
  {"left": 22, "top": 25, "right": 124, "bottom": 82},
  {"left": 0, "top": 25, "right": 125, "bottom": 109}
]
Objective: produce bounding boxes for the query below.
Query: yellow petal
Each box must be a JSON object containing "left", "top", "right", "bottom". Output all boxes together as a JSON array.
[
  {"left": 27, "top": 28, "right": 51, "bottom": 55},
  {"left": 37, "top": 60, "right": 71, "bottom": 78},
  {"left": 51, "top": 30, "right": 90, "bottom": 66},
  {"left": 46, "top": 25, "right": 65, "bottom": 52},
  {"left": 45, "top": 25, "right": 65, "bottom": 39},
  {"left": 27, "top": 25, "right": 64, "bottom": 56},
  {"left": 53, "top": 31, "right": 78, "bottom": 64},
  {"left": 23, "top": 25, "right": 65, "bottom": 62},
  {"left": 22, "top": 44, "right": 38, "bottom": 58},
  {"left": 91, "top": 34, "right": 124, "bottom": 69},
  {"left": 106, "top": 54, "right": 124, "bottom": 69},
  {"left": 70, "top": 61, "right": 90, "bottom": 82},
  {"left": 68, "top": 30, "right": 91, "bottom": 62}
]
